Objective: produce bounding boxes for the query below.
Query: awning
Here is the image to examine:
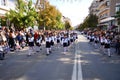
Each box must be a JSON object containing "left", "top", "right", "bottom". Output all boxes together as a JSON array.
[{"left": 100, "top": 17, "right": 115, "bottom": 23}]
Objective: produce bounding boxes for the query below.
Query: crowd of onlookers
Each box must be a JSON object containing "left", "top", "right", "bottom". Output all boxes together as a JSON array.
[{"left": 82, "top": 29, "right": 120, "bottom": 57}]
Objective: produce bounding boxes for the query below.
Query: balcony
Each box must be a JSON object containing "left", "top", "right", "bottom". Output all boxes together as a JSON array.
[
  {"left": 98, "top": 0, "right": 109, "bottom": 9},
  {"left": 99, "top": 14, "right": 109, "bottom": 20},
  {"left": 97, "top": 7, "right": 110, "bottom": 15},
  {"left": 99, "top": 17, "right": 115, "bottom": 23}
]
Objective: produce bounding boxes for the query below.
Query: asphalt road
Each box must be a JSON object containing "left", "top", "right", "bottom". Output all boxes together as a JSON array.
[{"left": 0, "top": 33, "right": 120, "bottom": 80}]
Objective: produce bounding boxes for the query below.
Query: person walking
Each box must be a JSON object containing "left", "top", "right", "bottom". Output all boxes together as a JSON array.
[
  {"left": 27, "top": 33, "right": 35, "bottom": 56},
  {"left": 45, "top": 34, "right": 51, "bottom": 56},
  {"left": 104, "top": 37, "right": 111, "bottom": 57}
]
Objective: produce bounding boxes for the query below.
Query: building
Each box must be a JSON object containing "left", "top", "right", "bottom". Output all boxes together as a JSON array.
[
  {"left": 89, "top": 0, "right": 99, "bottom": 15},
  {"left": 0, "top": 0, "right": 15, "bottom": 17},
  {"left": 89, "top": 0, "right": 120, "bottom": 31},
  {"left": 0, "top": 0, "right": 15, "bottom": 27},
  {"left": 98, "top": 0, "right": 120, "bottom": 31}
]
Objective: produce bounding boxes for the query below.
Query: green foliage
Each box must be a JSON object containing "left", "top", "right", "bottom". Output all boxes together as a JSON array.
[
  {"left": 116, "top": 11, "right": 120, "bottom": 25},
  {"left": 6, "top": 0, "right": 37, "bottom": 29},
  {"left": 37, "top": 1, "right": 64, "bottom": 30},
  {"left": 77, "top": 14, "right": 98, "bottom": 30},
  {"left": 64, "top": 20, "right": 72, "bottom": 30},
  {"left": 5, "top": 0, "right": 66, "bottom": 30}
]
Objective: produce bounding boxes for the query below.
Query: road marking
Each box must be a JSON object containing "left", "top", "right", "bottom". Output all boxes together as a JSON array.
[
  {"left": 72, "top": 35, "right": 83, "bottom": 80},
  {"left": 78, "top": 52, "right": 83, "bottom": 80},
  {"left": 72, "top": 52, "right": 77, "bottom": 80}
]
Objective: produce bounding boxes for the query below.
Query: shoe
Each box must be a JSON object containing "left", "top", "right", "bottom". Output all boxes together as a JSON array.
[
  {"left": 108, "top": 55, "right": 111, "bottom": 57},
  {"left": 49, "top": 51, "right": 52, "bottom": 53},
  {"left": 36, "top": 51, "right": 39, "bottom": 52},
  {"left": 46, "top": 54, "right": 49, "bottom": 56},
  {"left": 27, "top": 54, "right": 31, "bottom": 57}
]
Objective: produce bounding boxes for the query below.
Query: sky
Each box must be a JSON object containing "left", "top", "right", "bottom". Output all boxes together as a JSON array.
[{"left": 49, "top": 0, "right": 93, "bottom": 27}]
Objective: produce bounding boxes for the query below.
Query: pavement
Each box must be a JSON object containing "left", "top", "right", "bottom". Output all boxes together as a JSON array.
[{"left": 0, "top": 33, "right": 120, "bottom": 80}]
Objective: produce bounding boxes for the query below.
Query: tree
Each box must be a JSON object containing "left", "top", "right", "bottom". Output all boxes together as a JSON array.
[
  {"left": 64, "top": 20, "right": 72, "bottom": 30},
  {"left": 86, "top": 14, "right": 98, "bottom": 28},
  {"left": 37, "top": 1, "right": 64, "bottom": 30},
  {"left": 77, "top": 14, "right": 98, "bottom": 30},
  {"left": 116, "top": 11, "right": 120, "bottom": 25},
  {"left": 6, "top": 0, "right": 37, "bottom": 29}
]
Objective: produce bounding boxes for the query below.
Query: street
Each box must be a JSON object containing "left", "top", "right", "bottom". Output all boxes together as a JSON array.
[{"left": 0, "top": 33, "right": 120, "bottom": 80}]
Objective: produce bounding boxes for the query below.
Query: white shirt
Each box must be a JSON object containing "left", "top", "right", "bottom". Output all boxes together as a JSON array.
[
  {"left": 0, "top": 46, "right": 3, "bottom": 51},
  {"left": 28, "top": 37, "right": 34, "bottom": 42}
]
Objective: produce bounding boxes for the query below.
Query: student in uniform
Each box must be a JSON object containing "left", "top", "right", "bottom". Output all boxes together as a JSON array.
[
  {"left": 56, "top": 34, "right": 61, "bottom": 48},
  {"left": 94, "top": 36, "right": 99, "bottom": 48},
  {"left": 27, "top": 34, "right": 35, "bottom": 56},
  {"left": 35, "top": 34, "right": 42, "bottom": 52},
  {"left": 100, "top": 36, "right": 105, "bottom": 52},
  {"left": 45, "top": 34, "right": 51, "bottom": 55},
  {"left": 104, "top": 37, "right": 111, "bottom": 57},
  {"left": 0, "top": 41, "right": 5, "bottom": 60},
  {"left": 62, "top": 34, "right": 68, "bottom": 53},
  {"left": 70, "top": 34, "right": 74, "bottom": 44}
]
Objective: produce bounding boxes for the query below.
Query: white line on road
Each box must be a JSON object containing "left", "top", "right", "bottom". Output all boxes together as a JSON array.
[
  {"left": 78, "top": 52, "right": 83, "bottom": 80},
  {"left": 72, "top": 52, "right": 77, "bottom": 80},
  {"left": 72, "top": 34, "right": 83, "bottom": 80}
]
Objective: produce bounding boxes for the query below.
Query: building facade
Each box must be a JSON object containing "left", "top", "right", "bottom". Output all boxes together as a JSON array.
[
  {"left": 89, "top": 0, "right": 99, "bottom": 15},
  {"left": 0, "top": 0, "right": 15, "bottom": 27},
  {"left": 0, "top": 0, "right": 15, "bottom": 17},
  {"left": 89, "top": 0, "right": 120, "bottom": 31}
]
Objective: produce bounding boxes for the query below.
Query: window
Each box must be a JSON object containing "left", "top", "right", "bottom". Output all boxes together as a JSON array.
[
  {"left": 116, "top": 5, "right": 120, "bottom": 12},
  {"left": 106, "top": 1, "right": 110, "bottom": 6}
]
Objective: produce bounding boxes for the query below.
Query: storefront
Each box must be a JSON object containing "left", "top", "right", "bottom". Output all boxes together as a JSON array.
[{"left": 99, "top": 17, "right": 116, "bottom": 30}]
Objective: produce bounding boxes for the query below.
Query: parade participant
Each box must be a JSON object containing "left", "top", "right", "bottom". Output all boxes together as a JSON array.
[
  {"left": 89, "top": 34, "right": 94, "bottom": 44},
  {"left": 104, "top": 37, "right": 111, "bottom": 57},
  {"left": 70, "top": 34, "right": 74, "bottom": 44},
  {"left": 56, "top": 34, "right": 61, "bottom": 48},
  {"left": 94, "top": 36, "right": 99, "bottom": 48},
  {"left": 0, "top": 41, "right": 4, "bottom": 60},
  {"left": 100, "top": 35, "right": 105, "bottom": 51},
  {"left": 50, "top": 33, "right": 55, "bottom": 49},
  {"left": 45, "top": 34, "right": 51, "bottom": 55},
  {"left": 62, "top": 34, "right": 69, "bottom": 53},
  {"left": 35, "top": 33, "right": 42, "bottom": 52},
  {"left": 27, "top": 33, "right": 35, "bottom": 56},
  {"left": 15, "top": 40, "right": 21, "bottom": 51}
]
